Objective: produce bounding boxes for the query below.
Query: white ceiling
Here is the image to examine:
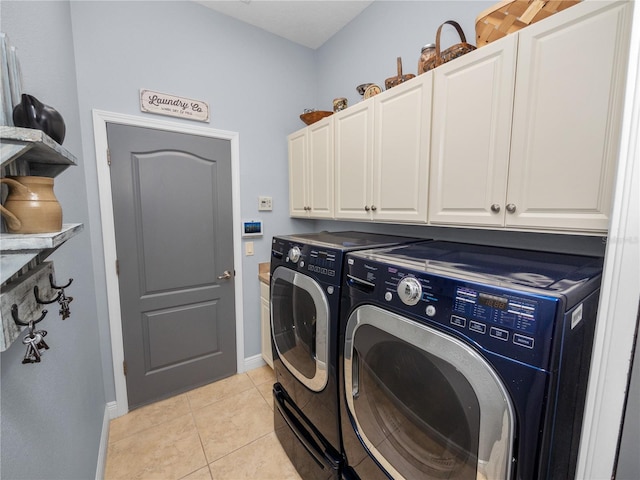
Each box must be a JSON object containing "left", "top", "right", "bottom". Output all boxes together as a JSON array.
[{"left": 195, "top": 0, "right": 375, "bottom": 49}]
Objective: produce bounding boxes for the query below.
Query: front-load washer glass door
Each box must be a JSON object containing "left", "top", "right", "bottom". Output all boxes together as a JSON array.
[
  {"left": 344, "top": 305, "right": 515, "bottom": 480},
  {"left": 271, "top": 266, "right": 329, "bottom": 392}
]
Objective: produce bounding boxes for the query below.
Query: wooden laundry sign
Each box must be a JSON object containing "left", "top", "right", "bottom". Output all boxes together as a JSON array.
[{"left": 139, "top": 89, "right": 209, "bottom": 122}]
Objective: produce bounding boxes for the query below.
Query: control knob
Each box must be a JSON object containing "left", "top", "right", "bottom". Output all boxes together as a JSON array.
[
  {"left": 397, "top": 277, "right": 422, "bottom": 306},
  {"left": 288, "top": 246, "right": 301, "bottom": 263}
]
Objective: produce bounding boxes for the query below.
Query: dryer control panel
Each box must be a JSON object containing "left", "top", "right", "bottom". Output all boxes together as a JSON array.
[{"left": 345, "top": 255, "right": 561, "bottom": 371}]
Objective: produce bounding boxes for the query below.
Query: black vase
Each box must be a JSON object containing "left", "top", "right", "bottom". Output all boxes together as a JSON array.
[{"left": 12, "top": 94, "right": 66, "bottom": 145}]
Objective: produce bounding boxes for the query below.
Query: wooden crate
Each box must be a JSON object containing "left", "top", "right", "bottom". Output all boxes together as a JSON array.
[{"left": 475, "top": 0, "right": 581, "bottom": 47}]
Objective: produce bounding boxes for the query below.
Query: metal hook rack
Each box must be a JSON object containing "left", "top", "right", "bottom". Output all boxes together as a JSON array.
[
  {"left": 43, "top": 274, "right": 74, "bottom": 320},
  {"left": 11, "top": 304, "right": 47, "bottom": 326},
  {"left": 33, "top": 285, "right": 62, "bottom": 305},
  {"left": 49, "top": 274, "right": 72, "bottom": 290}
]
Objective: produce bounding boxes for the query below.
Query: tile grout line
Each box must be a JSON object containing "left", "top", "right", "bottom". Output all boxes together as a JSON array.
[{"left": 107, "top": 369, "right": 277, "bottom": 479}]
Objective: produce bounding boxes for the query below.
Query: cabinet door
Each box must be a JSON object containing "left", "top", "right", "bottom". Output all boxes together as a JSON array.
[
  {"left": 429, "top": 35, "right": 517, "bottom": 226},
  {"left": 373, "top": 74, "right": 432, "bottom": 223},
  {"left": 288, "top": 129, "right": 308, "bottom": 217},
  {"left": 507, "top": 1, "right": 631, "bottom": 231},
  {"left": 260, "top": 282, "right": 273, "bottom": 368},
  {"left": 308, "top": 117, "right": 334, "bottom": 218},
  {"left": 335, "top": 99, "right": 374, "bottom": 220}
]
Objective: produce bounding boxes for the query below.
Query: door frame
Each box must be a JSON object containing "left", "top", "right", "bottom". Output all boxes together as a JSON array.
[{"left": 92, "top": 109, "right": 244, "bottom": 417}]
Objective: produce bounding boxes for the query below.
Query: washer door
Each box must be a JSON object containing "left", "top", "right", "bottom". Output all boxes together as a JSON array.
[
  {"left": 344, "top": 305, "right": 514, "bottom": 480},
  {"left": 271, "top": 266, "right": 329, "bottom": 392}
]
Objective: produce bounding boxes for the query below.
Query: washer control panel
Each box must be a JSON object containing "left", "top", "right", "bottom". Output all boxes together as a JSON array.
[
  {"left": 272, "top": 237, "right": 342, "bottom": 286},
  {"left": 288, "top": 246, "right": 301, "bottom": 263},
  {"left": 397, "top": 277, "right": 422, "bottom": 305}
]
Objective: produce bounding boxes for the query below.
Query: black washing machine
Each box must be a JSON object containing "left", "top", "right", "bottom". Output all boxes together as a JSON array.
[
  {"left": 339, "top": 241, "right": 604, "bottom": 480},
  {"left": 270, "top": 231, "right": 420, "bottom": 480}
]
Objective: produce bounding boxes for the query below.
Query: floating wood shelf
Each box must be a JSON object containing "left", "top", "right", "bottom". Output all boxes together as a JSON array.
[
  {"left": 0, "top": 223, "right": 84, "bottom": 284},
  {"left": 1, "top": 127, "right": 83, "bottom": 354},
  {"left": 0, "top": 126, "right": 77, "bottom": 177}
]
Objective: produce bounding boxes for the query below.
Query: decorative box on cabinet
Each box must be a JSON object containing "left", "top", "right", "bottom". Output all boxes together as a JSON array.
[
  {"left": 335, "top": 72, "right": 432, "bottom": 223},
  {"left": 429, "top": 1, "right": 631, "bottom": 233},
  {"left": 1, "top": 126, "right": 83, "bottom": 352},
  {"left": 288, "top": 115, "right": 334, "bottom": 218}
]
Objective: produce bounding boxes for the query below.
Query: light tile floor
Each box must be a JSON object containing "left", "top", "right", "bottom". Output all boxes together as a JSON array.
[{"left": 105, "top": 366, "right": 302, "bottom": 480}]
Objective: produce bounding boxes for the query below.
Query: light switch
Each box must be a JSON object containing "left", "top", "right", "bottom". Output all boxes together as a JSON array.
[{"left": 245, "top": 241, "right": 254, "bottom": 256}]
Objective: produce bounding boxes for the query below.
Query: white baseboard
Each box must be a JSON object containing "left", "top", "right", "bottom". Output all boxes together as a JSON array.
[
  {"left": 243, "top": 353, "right": 266, "bottom": 372},
  {"left": 95, "top": 402, "right": 116, "bottom": 480},
  {"left": 107, "top": 401, "right": 119, "bottom": 419}
]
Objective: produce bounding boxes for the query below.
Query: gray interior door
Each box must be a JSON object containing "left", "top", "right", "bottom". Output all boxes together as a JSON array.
[{"left": 107, "top": 123, "right": 236, "bottom": 409}]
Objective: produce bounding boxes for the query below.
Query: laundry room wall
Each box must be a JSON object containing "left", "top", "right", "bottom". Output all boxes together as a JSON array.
[
  {"left": 315, "top": 0, "right": 495, "bottom": 111},
  {"left": 0, "top": 2, "right": 106, "bottom": 479},
  {"left": 68, "top": 0, "right": 317, "bottom": 389}
]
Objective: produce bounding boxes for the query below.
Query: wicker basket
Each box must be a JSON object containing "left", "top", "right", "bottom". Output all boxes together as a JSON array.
[
  {"left": 300, "top": 110, "right": 333, "bottom": 126},
  {"left": 421, "top": 21, "right": 477, "bottom": 73},
  {"left": 475, "top": 0, "right": 580, "bottom": 47}
]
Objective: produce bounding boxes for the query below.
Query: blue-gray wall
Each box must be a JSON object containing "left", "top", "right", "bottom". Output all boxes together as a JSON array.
[
  {"left": 68, "top": 0, "right": 318, "bottom": 400},
  {"left": 316, "top": 1, "right": 491, "bottom": 110},
  {"left": 1, "top": 2, "right": 105, "bottom": 479}
]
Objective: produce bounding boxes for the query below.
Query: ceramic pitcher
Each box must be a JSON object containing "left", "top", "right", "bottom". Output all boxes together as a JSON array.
[{"left": 0, "top": 176, "right": 62, "bottom": 234}]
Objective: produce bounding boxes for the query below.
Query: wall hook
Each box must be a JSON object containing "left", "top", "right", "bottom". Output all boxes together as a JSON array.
[
  {"left": 47, "top": 274, "right": 74, "bottom": 319},
  {"left": 33, "top": 285, "right": 62, "bottom": 305},
  {"left": 11, "top": 304, "right": 47, "bottom": 327},
  {"left": 49, "top": 274, "right": 73, "bottom": 290}
]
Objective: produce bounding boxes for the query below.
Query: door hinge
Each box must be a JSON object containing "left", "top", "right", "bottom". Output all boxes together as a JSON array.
[
  {"left": 107, "top": 148, "right": 111, "bottom": 166},
  {"left": 123, "top": 361, "right": 127, "bottom": 376},
  {"left": 116, "top": 259, "right": 120, "bottom": 276}
]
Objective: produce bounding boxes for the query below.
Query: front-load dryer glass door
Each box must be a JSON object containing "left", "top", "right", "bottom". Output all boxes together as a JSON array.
[
  {"left": 271, "top": 266, "right": 329, "bottom": 392},
  {"left": 344, "top": 305, "right": 515, "bottom": 480}
]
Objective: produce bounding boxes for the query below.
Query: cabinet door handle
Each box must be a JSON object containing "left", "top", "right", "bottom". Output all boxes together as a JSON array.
[
  {"left": 490, "top": 204, "right": 501, "bottom": 213},
  {"left": 364, "top": 205, "right": 371, "bottom": 212},
  {"left": 506, "top": 204, "right": 517, "bottom": 214},
  {"left": 371, "top": 205, "right": 377, "bottom": 211}
]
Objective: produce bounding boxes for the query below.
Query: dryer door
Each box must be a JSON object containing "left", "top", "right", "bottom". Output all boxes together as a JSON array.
[
  {"left": 344, "top": 305, "right": 515, "bottom": 480},
  {"left": 271, "top": 266, "right": 330, "bottom": 392}
]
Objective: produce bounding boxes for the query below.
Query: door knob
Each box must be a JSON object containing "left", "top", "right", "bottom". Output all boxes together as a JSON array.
[
  {"left": 364, "top": 205, "right": 370, "bottom": 212},
  {"left": 217, "top": 270, "right": 232, "bottom": 280},
  {"left": 490, "top": 204, "right": 501, "bottom": 213},
  {"left": 371, "top": 205, "right": 377, "bottom": 211},
  {"left": 506, "top": 204, "right": 517, "bottom": 214}
]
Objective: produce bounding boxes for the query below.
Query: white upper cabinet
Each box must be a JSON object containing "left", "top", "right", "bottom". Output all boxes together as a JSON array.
[
  {"left": 289, "top": 0, "right": 631, "bottom": 234},
  {"left": 334, "top": 99, "right": 374, "bottom": 221},
  {"left": 430, "top": 0, "right": 630, "bottom": 233},
  {"left": 373, "top": 73, "right": 432, "bottom": 222},
  {"left": 288, "top": 116, "right": 334, "bottom": 218},
  {"left": 429, "top": 34, "right": 517, "bottom": 226},
  {"left": 288, "top": 128, "right": 307, "bottom": 217},
  {"left": 507, "top": 0, "right": 630, "bottom": 232},
  {"left": 335, "top": 73, "right": 432, "bottom": 223}
]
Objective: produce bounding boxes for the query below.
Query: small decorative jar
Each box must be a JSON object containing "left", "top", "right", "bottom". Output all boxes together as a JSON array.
[
  {"left": 418, "top": 43, "right": 436, "bottom": 75},
  {"left": 333, "top": 97, "right": 348, "bottom": 112}
]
